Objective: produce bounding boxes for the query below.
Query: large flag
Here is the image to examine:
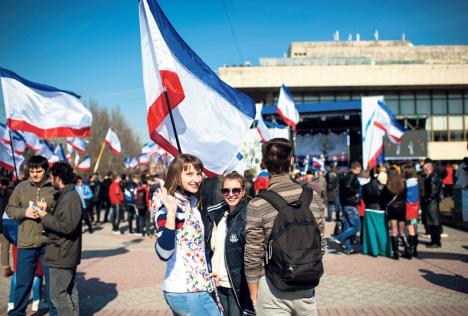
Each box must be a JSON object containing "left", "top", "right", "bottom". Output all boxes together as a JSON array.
[
  {"left": 0, "top": 124, "right": 26, "bottom": 154},
  {"left": 54, "top": 144, "right": 67, "bottom": 161},
  {"left": 66, "top": 137, "right": 88, "bottom": 154},
  {"left": 256, "top": 104, "right": 271, "bottom": 142},
  {"left": 276, "top": 84, "right": 299, "bottom": 130},
  {"left": 0, "top": 141, "right": 24, "bottom": 173},
  {"left": 36, "top": 140, "right": 57, "bottom": 163},
  {"left": 362, "top": 96, "right": 405, "bottom": 169},
  {"left": 139, "top": 0, "right": 256, "bottom": 176},
  {"left": 104, "top": 128, "right": 121, "bottom": 155},
  {"left": 0, "top": 67, "right": 92, "bottom": 138},
  {"left": 19, "top": 131, "right": 41, "bottom": 153},
  {"left": 78, "top": 156, "right": 91, "bottom": 171}
]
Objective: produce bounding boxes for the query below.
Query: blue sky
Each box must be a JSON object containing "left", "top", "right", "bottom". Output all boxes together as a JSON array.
[{"left": 1, "top": 0, "right": 467, "bottom": 141}]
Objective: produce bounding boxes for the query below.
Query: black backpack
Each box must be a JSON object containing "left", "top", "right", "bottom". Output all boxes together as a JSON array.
[
  {"left": 135, "top": 187, "right": 147, "bottom": 210},
  {"left": 259, "top": 187, "right": 324, "bottom": 291}
]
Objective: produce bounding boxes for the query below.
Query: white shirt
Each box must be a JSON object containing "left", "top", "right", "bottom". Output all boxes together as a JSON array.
[{"left": 210, "top": 212, "right": 231, "bottom": 288}]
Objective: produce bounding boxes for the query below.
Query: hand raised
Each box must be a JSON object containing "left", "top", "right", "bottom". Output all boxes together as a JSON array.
[{"left": 155, "top": 187, "right": 177, "bottom": 214}]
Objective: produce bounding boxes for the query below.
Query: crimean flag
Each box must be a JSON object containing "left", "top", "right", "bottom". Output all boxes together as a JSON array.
[
  {"left": 256, "top": 104, "right": 271, "bottom": 142},
  {"left": 0, "top": 67, "right": 92, "bottom": 138},
  {"left": 139, "top": 0, "right": 255, "bottom": 176},
  {"left": 78, "top": 156, "right": 91, "bottom": 171},
  {"left": 276, "top": 84, "right": 299, "bottom": 131},
  {"left": 66, "top": 137, "right": 88, "bottom": 154},
  {"left": 104, "top": 128, "right": 121, "bottom": 155},
  {"left": 0, "top": 141, "right": 24, "bottom": 173}
]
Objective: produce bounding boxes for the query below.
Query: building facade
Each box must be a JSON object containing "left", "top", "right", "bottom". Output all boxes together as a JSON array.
[{"left": 219, "top": 39, "right": 468, "bottom": 162}]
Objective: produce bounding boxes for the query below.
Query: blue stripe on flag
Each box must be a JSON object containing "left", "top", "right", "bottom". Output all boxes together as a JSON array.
[
  {"left": 281, "top": 84, "right": 294, "bottom": 102},
  {"left": 377, "top": 100, "right": 406, "bottom": 133},
  {"left": 145, "top": 0, "right": 256, "bottom": 119},
  {"left": 0, "top": 67, "right": 81, "bottom": 99}
]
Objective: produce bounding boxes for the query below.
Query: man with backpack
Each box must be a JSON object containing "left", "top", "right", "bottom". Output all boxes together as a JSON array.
[{"left": 244, "top": 138, "right": 326, "bottom": 315}]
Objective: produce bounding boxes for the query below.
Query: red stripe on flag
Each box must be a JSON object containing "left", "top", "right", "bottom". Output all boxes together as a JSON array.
[
  {"left": 67, "top": 141, "right": 86, "bottom": 154},
  {"left": 104, "top": 140, "right": 121, "bottom": 156},
  {"left": 7, "top": 118, "right": 91, "bottom": 138},
  {"left": 276, "top": 108, "right": 297, "bottom": 131},
  {"left": 368, "top": 145, "right": 383, "bottom": 169},
  {"left": 0, "top": 161, "right": 15, "bottom": 171},
  {"left": 147, "top": 70, "right": 185, "bottom": 132}
]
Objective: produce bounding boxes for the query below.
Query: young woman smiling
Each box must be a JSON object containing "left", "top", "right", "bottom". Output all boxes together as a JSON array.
[
  {"left": 154, "top": 154, "right": 221, "bottom": 315},
  {"left": 205, "top": 171, "right": 255, "bottom": 315}
]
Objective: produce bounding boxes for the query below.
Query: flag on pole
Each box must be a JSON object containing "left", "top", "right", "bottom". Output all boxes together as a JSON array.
[
  {"left": 18, "top": 131, "right": 41, "bottom": 153},
  {"left": 36, "top": 140, "right": 58, "bottom": 164},
  {"left": 138, "top": 0, "right": 256, "bottom": 176},
  {"left": 256, "top": 104, "right": 271, "bottom": 142},
  {"left": 78, "top": 156, "right": 91, "bottom": 171},
  {"left": 66, "top": 137, "right": 88, "bottom": 154},
  {"left": 0, "top": 141, "right": 24, "bottom": 173},
  {"left": 362, "top": 96, "right": 405, "bottom": 169},
  {"left": 0, "top": 123, "right": 10, "bottom": 144},
  {"left": 276, "top": 84, "right": 299, "bottom": 130},
  {"left": 10, "top": 131, "right": 26, "bottom": 155},
  {"left": 0, "top": 67, "right": 92, "bottom": 138},
  {"left": 104, "top": 128, "right": 121, "bottom": 155}
]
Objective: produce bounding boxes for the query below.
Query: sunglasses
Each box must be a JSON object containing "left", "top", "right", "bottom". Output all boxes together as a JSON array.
[{"left": 221, "top": 188, "right": 243, "bottom": 197}]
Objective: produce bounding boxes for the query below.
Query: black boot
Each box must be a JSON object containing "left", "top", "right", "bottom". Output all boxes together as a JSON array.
[
  {"left": 401, "top": 235, "right": 412, "bottom": 259},
  {"left": 391, "top": 236, "right": 399, "bottom": 260},
  {"left": 427, "top": 226, "right": 442, "bottom": 248},
  {"left": 410, "top": 235, "right": 418, "bottom": 257}
]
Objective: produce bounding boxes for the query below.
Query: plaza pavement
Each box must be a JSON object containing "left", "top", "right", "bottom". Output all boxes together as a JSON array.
[{"left": 1, "top": 222, "right": 467, "bottom": 316}]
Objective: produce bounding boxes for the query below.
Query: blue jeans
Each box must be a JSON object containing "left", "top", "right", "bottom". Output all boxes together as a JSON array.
[
  {"left": 163, "top": 291, "right": 221, "bottom": 316},
  {"left": 9, "top": 274, "right": 42, "bottom": 303},
  {"left": 336, "top": 206, "right": 361, "bottom": 252},
  {"left": 9, "top": 247, "right": 57, "bottom": 316}
]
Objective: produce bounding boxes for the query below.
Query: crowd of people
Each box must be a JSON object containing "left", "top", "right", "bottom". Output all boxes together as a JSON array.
[{"left": 0, "top": 140, "right": 467, "bottom": 315}]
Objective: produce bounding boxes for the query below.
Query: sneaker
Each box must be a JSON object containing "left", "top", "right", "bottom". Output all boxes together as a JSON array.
[
  {"left": 329, "top": 236, "right": 342, "bottom": 245},
  {"left": 344, "top": 249, "right": 355, "bottom": 255},
  {"left": 112, "top": 230, "right": 121, "bottom": 235},
  {"left": 7, "top": 302, "right": 14, "bottom": 312},
  {"left": 32, "top": 300, "right": 40, "bottom": 312},
  {"left": 426, "top": 243, "right": 442, "bottom": 248},
  {"left": 134, "top": 233, "right": 143, "bottom": 237},
  {"left": 441, "top": 233, "right": 448, "bottom": 238}
]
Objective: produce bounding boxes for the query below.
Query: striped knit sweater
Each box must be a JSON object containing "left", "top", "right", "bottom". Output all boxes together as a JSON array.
[{"left": 244, "top": 174, "right": 326, "bottom": 284}]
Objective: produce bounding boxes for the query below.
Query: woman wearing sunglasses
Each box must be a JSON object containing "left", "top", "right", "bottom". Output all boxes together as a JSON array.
[{"left": 205, "top": 171, "right": 255, "bottom": 315}]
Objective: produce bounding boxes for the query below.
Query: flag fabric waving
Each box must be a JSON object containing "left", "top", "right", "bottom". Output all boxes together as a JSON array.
[
  {"left": 139, "top": 0, "right": 256, "bottom": 176},
  {"left": 276, "top": 84, "right": 299, "bottom": 130},
  {"left": 66, "top": 137, "right": 88, "bottom": 154},
  {"left": 0, "top": 141, "right": 24, "bottom": 173},
  {"left": 54, "top": 144, "right": 67, "bottom": 161},
  {"left": 104, "top": 128, "right": 121, "bottom": 155},
  {"left": 256, "top": 104, "right": 271, "bottom": 142},
  {"left": 78, "top": 156, "right": 91, "bottom": 171},
  {"left": 0, "top": 67, "right": 92, "bottom": 138},
  {"left": 19, "top": 131, "right": 41, "bottom": 153},
  {"left": 138, "top": 153, "right": 150, "bottom": 165},
  {"left": 362, "top": 96, "right": 405, "bottom": 169}
]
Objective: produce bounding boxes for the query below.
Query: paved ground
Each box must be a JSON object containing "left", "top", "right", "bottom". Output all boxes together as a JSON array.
[{"left": 1, "top": 221, "right": 467, "bottom": 316}]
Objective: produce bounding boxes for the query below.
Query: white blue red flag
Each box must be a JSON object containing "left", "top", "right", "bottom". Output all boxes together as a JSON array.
[
  {"left": 78, "top": 156, "right": 91, "bottom": 171},
  {"left": 138, "top": 0, "right": 256, "bottom": 176},
  {"left": 54, "top": 144, "right": 67, "bottom": 161},
  {"left": 0, "top": 141, "right": 24, "bottom": 173},
  {"left": 0, "top": 124, "right": 25, "bottom": 154},
  {"left": 36, "top": 140, "right": 57, "bottom": 164},
  {"left": 256, "top": 104, "right": 271, "bottom": 142},
  {"left": 18, "top": 131, "right": 41, "bottom": 153},
  {"left": 362, "top": 96, "right": 405, "bottom": 169},
  {"left": 277, "top": 84, "right": 299, "bottom": 131},
  {"left": 0, "top": 123, "right": 10, "bottom": 144},
  {"left": 142, "top": 142, "right": 158, "bottom": 156},
  {"left": 104, "top": 128, "right": 121, "bottom": 156},
  {"left": 0, "top": 67, "right": 92, "bottom": 138},
  {"left": 406, "top": 177, "right": 419, "bottom": 219},
  {"left": 138, "top": 153, "right": 150, "bottom": 165},
  {"left": 66, "top": 137, "right": 88, "bottom": 154}
]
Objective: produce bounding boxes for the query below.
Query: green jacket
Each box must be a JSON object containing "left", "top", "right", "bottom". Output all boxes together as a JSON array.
[
  {"left": 6, "top": 178, "right": 56, "bottom": 249},
  {"left": 41, "top": 184, "right": 83, "bottom": 268}
]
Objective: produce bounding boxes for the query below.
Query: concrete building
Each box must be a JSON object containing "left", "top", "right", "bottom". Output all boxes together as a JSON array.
[{"left": 219, "top": 39, "right": 468, "bottom": 162}]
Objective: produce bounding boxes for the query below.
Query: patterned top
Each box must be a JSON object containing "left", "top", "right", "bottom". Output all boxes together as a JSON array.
[
  {"left": 154, "top": 192, "right": 213, "bottom": 293},
  {"left": 244, "top": 174, "right": 326, "bottom": 284}
]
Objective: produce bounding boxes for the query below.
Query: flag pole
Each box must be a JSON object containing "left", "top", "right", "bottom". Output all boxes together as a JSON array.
[
  {"left": 8, "top": 130, "right": 19, "bottom": 180},
  {"left": 93, "top": 142, "right": 107, "bottom": 173},
  {"left": 164, "top": 91, "right": 182, "bottom": 154}
]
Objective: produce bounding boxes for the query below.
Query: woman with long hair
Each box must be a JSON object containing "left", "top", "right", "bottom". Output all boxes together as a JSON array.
[
  {"left": 153, "top": 154, "right": 221, "bottom": 315},
  {"left": 380, "top": 167, "right": 411, "bottom": 260},
  {"left": 205, "top": 171, "right": 255, "bottom": 315}
]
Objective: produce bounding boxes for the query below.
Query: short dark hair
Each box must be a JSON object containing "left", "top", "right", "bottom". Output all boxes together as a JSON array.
[
  {"left": 27, "top": 155, "right": 49, "bottom": 171},
  {"left": 261, "top": 138, "right": 294, "bottom": 175},
  {"left": 0, "top": 177, "right": 10, "bottom": 187},
  {"left": 350, "top": 161, "right": 362, "bottom": 170},
  {"left": 50, "top": 162, "right": 75, "bottom": 185}
]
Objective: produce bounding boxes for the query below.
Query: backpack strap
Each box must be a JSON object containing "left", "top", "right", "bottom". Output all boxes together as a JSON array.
[
  {"left": 258, "top": 190, "right": 289, "bottom": 211},
  {"left": 299, "top": 187, "right": 314, "bottom": 209}
]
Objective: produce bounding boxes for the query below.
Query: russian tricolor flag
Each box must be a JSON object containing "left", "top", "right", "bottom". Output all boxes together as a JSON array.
[
  {"left": 139, "top": 0, "right": 256, "bottom": 176},
  {"left": 406, "top": 177, "right": 419, "bottom": 220},
  {"left": 0, "top": 67, "right": 92, "bottom": 138}
]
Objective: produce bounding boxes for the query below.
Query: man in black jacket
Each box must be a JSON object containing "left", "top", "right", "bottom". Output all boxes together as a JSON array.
[
  {"left": 423, "top": 161, "right": 442, "bottom": 248},
  {"left": 332, "top": 161, "right": 362, "bottom": 254},
  {"left": 36, "top": 162, "right": 82, "bottom": 316}
]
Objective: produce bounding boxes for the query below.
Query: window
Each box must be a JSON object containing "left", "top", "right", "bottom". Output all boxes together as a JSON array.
[
  {"left": 293, "top": 95, "right": 303, "bottom": 104},
  {"left": 336, "top": 93, "right": 351, "bottom": 101},
  {"left": 434, "top": 131, "right": 448, "bottom": 141},
  {"left": 448, "top": 116, "right": 463, "bottom": 130},
  {"left": 319, "top": 93, "right": 334, "bottom": 102},
  {"left": 448, "top": 92, "right": 463, "bottom": 114},
  {"left": 385, "top": 93, "right": 399, "bottom": 115},
  {"left": 400, "top": 92, "right": 415, "bottom": 115},
  {"left": 432, "top": 92, "right": 447, "bottom": 114},
  {"left": 303, "top": 94, "right": 319, "bottom": 103},
  {"left": 432, "top": 116, "right": 448, "bottom": 131},
  {"left": 450, "top": 131, "right": 464, "bottom": 141},
  {"left": 416, "top": 92, "right": 431, "bottom": 115}
]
